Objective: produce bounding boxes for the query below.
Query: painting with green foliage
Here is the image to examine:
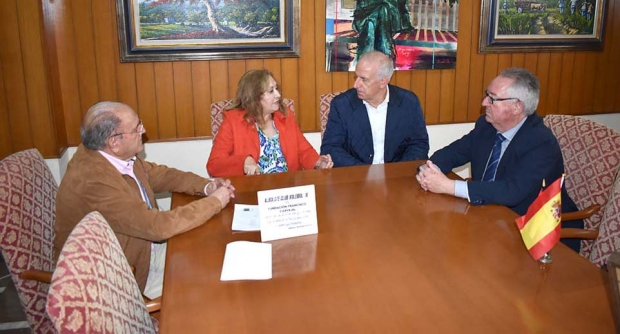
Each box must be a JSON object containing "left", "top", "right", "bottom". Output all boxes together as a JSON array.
[{"left": 479, "top": 0, "right": 606, "bottom": 52}]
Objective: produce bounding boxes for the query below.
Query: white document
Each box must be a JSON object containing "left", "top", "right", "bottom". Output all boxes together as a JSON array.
[
  {"left": 220, "top": 241, "right": 272, "bottom": 281},
  {"left": 257, "top": 185, "right": 318, "bottom": 242},
  {"left": 232, "top": 204, "right": 260, "bottom": 231}
]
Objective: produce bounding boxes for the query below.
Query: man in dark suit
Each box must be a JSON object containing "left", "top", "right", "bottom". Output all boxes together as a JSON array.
[
  {"left": 416, "top": 68, "right": 582, "bottom": 251},
  {"left": 320, "top": 51, "right": 429, "bottom": 167}
]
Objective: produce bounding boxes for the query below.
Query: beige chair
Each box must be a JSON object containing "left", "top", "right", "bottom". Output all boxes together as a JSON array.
[
  {"left": 318, "top": 91, "right": 343, "bottom": 138},
  {"left": 544, "top": 115, "right": 620, "bottom": 258},
  {"left": 46, "top": 211, "right": 159, "bottom": 333},
  {"left": 0, "top": 148, "right": 57, "bottom": 333},
  {"left": 210, "top": 98, "right": 295, "bottom": 138}
]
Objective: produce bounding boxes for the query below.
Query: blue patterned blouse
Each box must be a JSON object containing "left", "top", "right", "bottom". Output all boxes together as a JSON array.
[{"left": 257, "top": 122, "right": 288, "bottom": 174}]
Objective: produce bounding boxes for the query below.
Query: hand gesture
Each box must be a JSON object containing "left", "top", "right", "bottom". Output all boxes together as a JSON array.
[
  {"left": 315, "top": 154, "right": 334, "bottom": 169},
  {"left": 244, "top": 156, "right": 260, "bottom": 175},
  {"left": 210, "top": 186, "right": 234, "bottom": 208}
]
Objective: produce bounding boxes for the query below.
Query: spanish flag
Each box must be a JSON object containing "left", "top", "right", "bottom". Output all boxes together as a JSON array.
[{"left": 515, "top": 177, "right": 563, "bottom": 261}]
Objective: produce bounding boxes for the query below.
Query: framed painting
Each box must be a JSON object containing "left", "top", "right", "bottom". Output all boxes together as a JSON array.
[
  {"left": 116, "top": 0, "right": 300, "bottom": 62},
  {"left": 479, "top": 0, "right": 607, "bottom": 53}
]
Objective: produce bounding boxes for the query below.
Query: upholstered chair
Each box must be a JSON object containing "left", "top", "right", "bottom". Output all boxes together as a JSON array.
[
  {"left": 318, "top": 91, "right": 343, "bottom": 138},
  {"left": 543, "top": 115, "right": 620, "bottom": 258},
  {"left": 589, "top": 171, "right": 620, "bottom": 267},
  {"left": 0, "top": 148, "right": 56, "bottom": 333},
  {"left": 46, "top": 211, "right": 158, "bottom": 333},
  {"left": 210, "top": 98, "right": 295, "bottom": 138}
]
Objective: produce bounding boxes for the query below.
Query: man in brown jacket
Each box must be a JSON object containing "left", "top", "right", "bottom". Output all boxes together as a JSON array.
[{"left": 55, "top": 101, "right": 235, "bottom": 298}]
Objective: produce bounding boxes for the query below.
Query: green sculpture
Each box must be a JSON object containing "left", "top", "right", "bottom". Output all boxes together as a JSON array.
[{"left": 352, "top": 0, "right": 414, "bottom": 60}]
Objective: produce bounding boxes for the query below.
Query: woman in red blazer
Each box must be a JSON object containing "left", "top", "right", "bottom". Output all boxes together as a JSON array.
[{"left": 207, "top": 70, "right": 333, "bottom": 177}]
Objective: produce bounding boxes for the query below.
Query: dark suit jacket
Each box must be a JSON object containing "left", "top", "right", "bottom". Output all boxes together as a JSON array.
[
  {"left": 430, "top": 114, "right": 580, "bottom": 217},
  {"left": 320, "top": 85, "right": 429, "bottom": 167}
]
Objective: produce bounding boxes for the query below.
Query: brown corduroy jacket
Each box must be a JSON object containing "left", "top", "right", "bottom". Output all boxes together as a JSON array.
[{"left": 54, "top": 144, "right": 222, "bottom": 291}]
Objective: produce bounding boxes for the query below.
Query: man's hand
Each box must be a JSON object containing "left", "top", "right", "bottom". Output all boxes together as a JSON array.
[
  {"left": 415, "top": 160, "right": 455, "bottom": 195},
  {"left": 244, "top": 156, "right": 260, "bottom": 175},
  {"left": 206, "top": 178, "right": 236, "bottom": 196},
  {"left": 210, "top": 186, "right": 234, "bottom": 208},
  {"left": 315, "top": 154, "right": 334, "bottom": 169}
]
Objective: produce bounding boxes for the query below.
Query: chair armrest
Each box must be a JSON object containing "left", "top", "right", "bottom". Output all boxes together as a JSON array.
[
  {"left": 562, "top": 204, "right": 602, "bottom": 221},
  {"left": 144, "top": 296, "right": 161, "bottom": 313},
  {"left": 560, "top": 227, "right": 599, "bottom": 240},
  {"left": 19, "top": 270, "right": 53, "bottom": 284}
]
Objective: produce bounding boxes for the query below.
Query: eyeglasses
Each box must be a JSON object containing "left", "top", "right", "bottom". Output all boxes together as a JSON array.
[
  {"left": 110, "top": 119, "right": 144, "bottom": 138},
  {"left": 484, "top": 90, "right": 520, "bottom": 104}
]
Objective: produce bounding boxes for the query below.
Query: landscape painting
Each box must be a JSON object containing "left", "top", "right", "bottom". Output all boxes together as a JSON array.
[{"left": 117, "top": 0, "right": 300, "bottom": 62}]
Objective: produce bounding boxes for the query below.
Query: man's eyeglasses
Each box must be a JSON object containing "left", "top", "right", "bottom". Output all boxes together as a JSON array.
[
  {"left": 485, "top": 90, "right": 520, "bottom": 104},
  {"left": 111, "top": 119, "right": 144, "bottom": 138}
]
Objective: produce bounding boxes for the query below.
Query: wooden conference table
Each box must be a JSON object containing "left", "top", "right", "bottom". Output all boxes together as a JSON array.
[{"left": 160, "top": 161, "right": 614, "bottom": 333}]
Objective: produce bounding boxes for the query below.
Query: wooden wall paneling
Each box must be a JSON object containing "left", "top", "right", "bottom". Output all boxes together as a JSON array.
[
  {"left": 511, "top": 53, "right": 525, "bottom": 68},
  {"left": 314, "top": 5, "right": 332, "bottom": 128},
  {"left": 535, "top": 53, "right": 551, "bottom": 115},
  {"left": 580, "top": 52, "right": 598, "bottom": 114},
  {"left": 605, "top": 0, "right": 620, "bottom": 111},
  {"left": 50, "top": 0, "right": 82, "bottom": 146},
  {"left": 41, "top": 0, "right": 67, "bottom": 155},
  {"left": 297, "top": 0, "right": 317, "bottom": 131},
  {"left": 135, "top": 63, "right": 159, "bottom": 141},
  {"left": 452, "top": 0, "right": 474, "bottom": 123},
  {"left": 191, "top": 61, "right": 212, "bottom": 137},
  {"left": 116, "top": 62, "right": 138, "bottom": 110},
  {"left": 0, "top": 0, "right": 34, "bottom": 152},
  {"left": 264, "top": 59, "right": 281, "bottom": 79},
  {"left": 544, "top": 53, "right": 563, "bottom": 115},
  {"left": 209, "top": 60, "right": 229, "bottom": 104},
  {"left": 424, "top": 70, "right": 441, "bottom": 124},
  {"left": 227, "top": 60, "right": 247, "bottom": 101},
  {"left": 523, "top": 53, "right": 538, "bottom": 77},
  {"left": 246, "top": 59, "right": 265, "bottom": 72},
  {"left": 411, "top": 71, "right": 427, "bottom": 117},
  {"left": 497, "top": 54, "right": 512, "bottom": 72},
  {"left": 92, "top": 0, "right": 118, "bottom": 102},
  {"left": 331, "top": 72, "right": 349, "bottom": 93},
  {"left": 569, "top": 53, "right": 587, "bottom": 115},
  {"left": 70, "top": 0, "right": 98, "bottom": 113},
  {"left": 394, "top": 71, "right": 412, "bottom": 93},
  {"left": 18, "top": 0, "right": 56, "bottom": 157},
  {"left": 466, "top": 1, "right": 484, "bottom": 122},
  {"left": 557, "top": 53, "right": 575, "bottom": 114},
  {"left": 592, "top": 0, "right": 615, "bottom": 113},
  {"left": 280, "top": 59, "right": 299, "bottom": 116},
  {"left": 482, "top": 54, "right": 499, "bottom": 91},
  {"left": 172, "top": 62, "right": 194, "bottom": 138},
  {"left": 439, "top": 69, "right": 455, "bottom": 123},
  {"left": 153, "top": 62, "right": 177, "bottom": 138},
  {"left": 0, "top": 60, "right": 12, "bottom": 157}
]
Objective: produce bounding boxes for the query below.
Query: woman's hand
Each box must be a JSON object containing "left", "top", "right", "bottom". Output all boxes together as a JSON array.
[
  {"left": 315, "top": 154, "right": 334, "bottom": 169},
  {"left": 244, "top": 156, "right": 260, "bottom": 175}
]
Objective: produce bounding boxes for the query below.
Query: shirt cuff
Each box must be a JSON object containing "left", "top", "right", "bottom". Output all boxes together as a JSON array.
[
  {"left": 204, "top": 180, "right": 215, "bottom": 195},
  {"left": 454, "top": 180, "right": 470, "bottom": 201}
]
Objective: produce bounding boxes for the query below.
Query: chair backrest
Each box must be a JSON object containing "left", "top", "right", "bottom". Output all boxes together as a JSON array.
[
  {"left": 210, "top": 98, "right": 295, "bottom": 138},
  {"left": 589, "top": 170, "right": 620, "bottom": 267},
  {"left": 543, "top": 115, "right": 620, "bottom": 257},
  {"left": 319, "top": 91, "right": 343, "bottom": 138},
  {"left": 0, "top": 148, "right": 57, "bottom": 333},
  {"left": 46, "top": 211, "right": 157, "bottom": 333}
]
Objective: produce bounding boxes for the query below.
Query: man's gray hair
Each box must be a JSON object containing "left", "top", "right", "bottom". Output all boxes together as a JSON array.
[
  {"left": 501, "top": 68, "right": 540, "bottom": 116},
  {"left": 359, "top": 51, "right": 394, "bottom": 80},
  {"left": 81, "top": 101, "right": 125, "bottom": 150}
]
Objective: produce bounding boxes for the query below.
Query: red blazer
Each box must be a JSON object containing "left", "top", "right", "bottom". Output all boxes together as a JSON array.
[{"left": 207, "top": 108, "right": 319, "bottom": 177}]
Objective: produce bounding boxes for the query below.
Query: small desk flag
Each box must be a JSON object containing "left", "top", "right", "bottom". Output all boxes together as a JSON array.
[{"left": 515, "top": 176, "right": 563, "bottom": 261}]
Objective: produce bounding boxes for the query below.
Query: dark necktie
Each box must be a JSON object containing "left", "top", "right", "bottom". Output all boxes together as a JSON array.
[
  {"left": 482, "top": 133, "right": 506, "bottom": 182},
  {"left": 136, "top": 177, "right": 153, "bottom": 209}
]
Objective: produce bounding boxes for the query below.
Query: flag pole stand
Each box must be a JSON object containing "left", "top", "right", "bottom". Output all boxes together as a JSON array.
[{"left": 539, "top": 252, "right": 553, "bottom": 264}]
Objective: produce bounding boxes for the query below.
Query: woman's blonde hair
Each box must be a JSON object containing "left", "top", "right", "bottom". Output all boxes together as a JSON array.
[{"left": 227, "top": 69, "right": 287, "bottom": 126}]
